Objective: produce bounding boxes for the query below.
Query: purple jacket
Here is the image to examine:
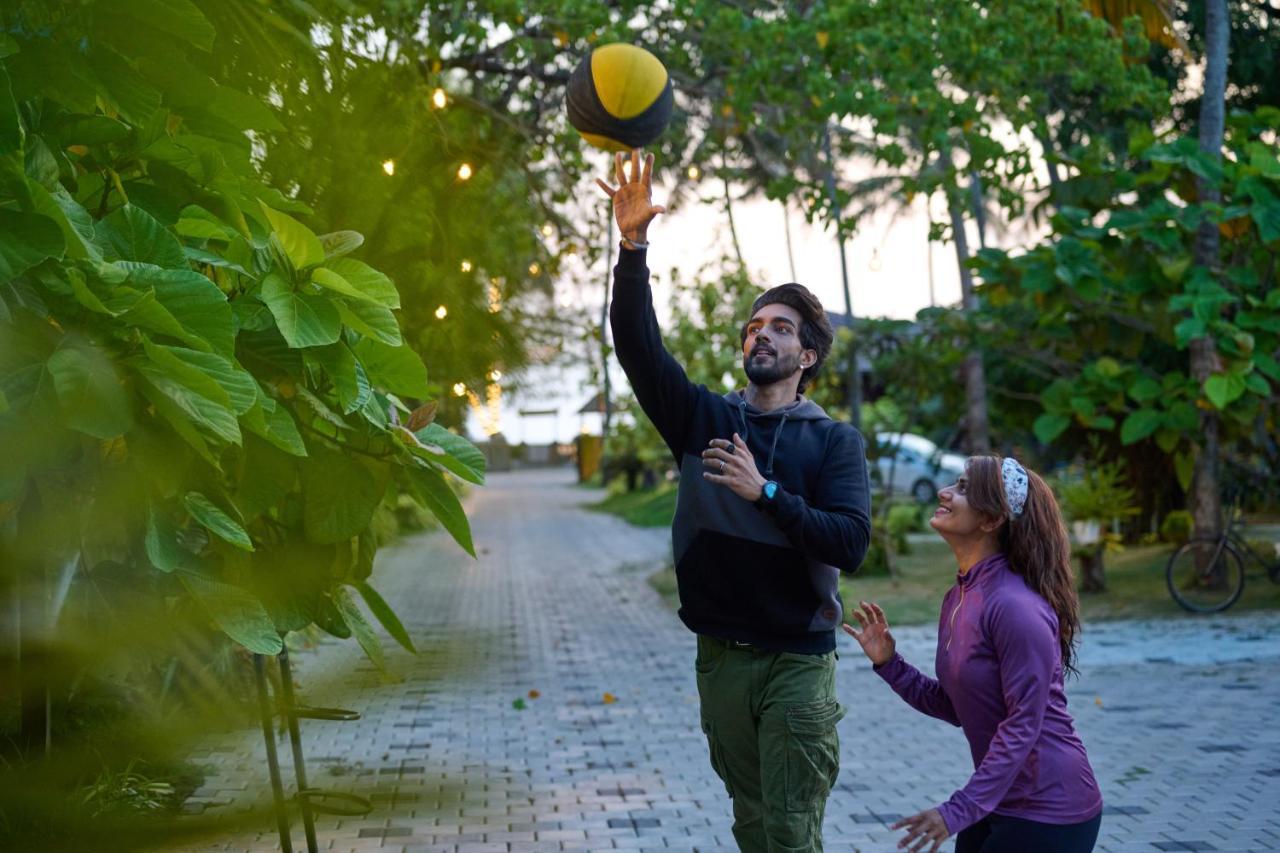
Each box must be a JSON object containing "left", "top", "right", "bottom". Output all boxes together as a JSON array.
[{"left": 874, "top": 552, "right": 1103, "bottom": 833}]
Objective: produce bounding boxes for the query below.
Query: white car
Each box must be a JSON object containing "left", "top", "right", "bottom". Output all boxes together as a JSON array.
[{"left": 872, "top": 432, "right": 967, "bottom": 503}]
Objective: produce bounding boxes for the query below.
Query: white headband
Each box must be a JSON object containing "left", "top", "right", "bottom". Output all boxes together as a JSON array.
[{"left": 1001, "top": 457, "right": 1029, "bottom": 519}]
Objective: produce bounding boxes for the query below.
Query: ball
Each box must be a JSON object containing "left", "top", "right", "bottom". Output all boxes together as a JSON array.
[{"left": 566, "top": 43, "right": 674, "bottom": 152}]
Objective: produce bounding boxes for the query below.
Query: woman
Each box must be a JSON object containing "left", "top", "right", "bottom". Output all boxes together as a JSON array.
[{"left": 845, "top": 456, "right": 1102, "bottom": 853}]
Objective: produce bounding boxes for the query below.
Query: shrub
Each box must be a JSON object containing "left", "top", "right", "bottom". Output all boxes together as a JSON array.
[{"left": 1159, "top": 510, "right": 1194, "bottom": 544}]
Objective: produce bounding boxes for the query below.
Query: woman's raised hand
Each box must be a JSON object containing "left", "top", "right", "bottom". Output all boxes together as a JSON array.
[
  {"left": 842, "top": 601, "right": 897, "bottom": 666},
  {"left": 595, "top": 148, "right": 666, "bottom": 245}
]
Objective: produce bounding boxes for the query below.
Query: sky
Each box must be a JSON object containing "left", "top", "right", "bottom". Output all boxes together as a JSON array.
[{"left": 470, "top": 171, "right": 971, "bottom": 445}]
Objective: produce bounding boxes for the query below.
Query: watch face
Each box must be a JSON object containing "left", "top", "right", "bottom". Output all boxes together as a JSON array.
[{"left": 764, "top": 482, "right": 778, "bottom": 499}]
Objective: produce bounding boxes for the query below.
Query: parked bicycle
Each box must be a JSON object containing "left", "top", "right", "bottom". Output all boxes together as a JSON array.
[{"left": 1166, "top": 502, "right": 1280, "bottom": 613}]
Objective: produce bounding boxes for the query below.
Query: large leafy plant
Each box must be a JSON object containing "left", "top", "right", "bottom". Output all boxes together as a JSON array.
[
  {"left": 975, "top": 109, "right": 1280, "bottom": 497},
  {"left": 0, "top": 0, "right": 482, "bottom": 668}
]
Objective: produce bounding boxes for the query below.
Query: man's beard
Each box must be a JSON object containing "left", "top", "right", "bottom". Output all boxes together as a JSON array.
[{"left": 743, "top": 348, "right": 802, "bottom": 386}]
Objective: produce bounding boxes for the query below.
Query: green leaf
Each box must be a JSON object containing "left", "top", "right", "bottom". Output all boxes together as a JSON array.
[
  {"left": 1119, "top": 409, "right": 1162, "bottom": 445},
  {"left": 259, "top": 203, "right": 324, "bottom": 270},
  {"left": 0, "top": 210, "right": 64, "bottom": 282},
  {"left": 136, "top": 365, "right": 241, "bottom": 445},
  {"left": 310, "top": 343, "right": 371, "bottom": 414},
  {"left": 404, "top": 466, "right": 474, "bottom": 557},
  {"left": 46, "top": 344, "right": 133, "bottom": 439},
  {"left": 145, "top": 505, "right": 186, "bottom": 573},
  {"left": 414, "top": 423, "right": 486, "bottom": 485},
  {"left": 354, "top": 339, "right": 429, "bottom": 398},
  {"left": 325, "top": 258, "right": 399, "bottom": 309},
  {"left": 1033, "top": 413, "right": 1071, "bottom": 445},
  {"left": 158, "top": 347, "right": 256, "bottom": 413},
  {"left": 0, "top": 59, "right": 22, "bottom": 155},
  {"left": 1203, "top": 372, "right": 1246, "bottom": 410},
  {"left": 136, "top": 377, "right": 221, "bottom": 468},
  {"left": 1127, "top": 376, "right": 1162, "bottom": 403},
  {"left": 48, "top": 114, "right": 130, "bottom": 146},
  {"left": 311, "top": 267, "right": 379, "bottom": 303},
  {"left": 332, "top": 585, "right": 385, "bottom": 672},
  {"left": 121, "top": 0, "right": 216, "bottom": 50},
  {"left": 1254, "top": 352, "right": 1280, "bottom": 383},
  {"left": 261, "top": 272, "right": 340, "bottom": 348},
  {"left": 300, "top": 449, "right": 389, "bottom": 544},
  {"left": 96, "top": 204, "right": 185, "bottom": 267},
  {"left": 1245, "top": 371, "right": 1270, "bottom": 397},
  {"left": 1173, "top": 450, "right": 1196, "bottom": 492},
  {"left": 31, "top": 183, "right": 99, "bottom": 261},
  {"left": 234, "top": 435, "right": 297, "bottom": 520},
  {"left": 183, "top": 491, "right": 253, "bottom": 551},
  {"left": 180, "top": 572, "right": 281, "bottom": 654},
  {"left": 337, "top": 298, "right": 402, "bottom": 345},
  {"left": 319, "top": 231, "right": 364, "bottom": 260},
  {"left": 242, "top": 398, "right": 307, "bottom": 457},
  {"left": 354, "top": 582, "right": 416, "bottom": 654},
  {"left": 129, "top": 267, "right": 235, "bottom": 357}
]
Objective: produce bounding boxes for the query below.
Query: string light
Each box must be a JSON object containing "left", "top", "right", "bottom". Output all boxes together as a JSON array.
[
  {"left": 453, "top": 382, "right": 467, "bottom": 397},
  {"left": 540, "top": 223, "right": 554, "bottom": 237},
  {"left": 869, "top": 247, "right": 883, "bottom": 272},
  {"left": 435, "top": 305, "right": 448, "bottom": 319},
  {"left": 382, "top": 159, "right": 395, "bottom": 176},
  {"left": 460, "top": 260, "right": 473, "bottom": 273},
  {"left": 488, "top": 369, "right": 502, "bottom": 382},
  {"left": 687, "top": 165, "right": 701, "bottom": 180},
  {"left": 431, "top": 88, "right": 447, "bottom": 109},
  {"left": 528, "top": 262, "right": 540, "bottom": 276},
  {"left": 457, "top": 163, "right": 473, "bottom": 180}
]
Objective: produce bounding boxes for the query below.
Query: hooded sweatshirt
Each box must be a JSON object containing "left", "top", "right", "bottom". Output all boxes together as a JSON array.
[{"left": 610, "top": 246, "right": 872, "bottom": 654}]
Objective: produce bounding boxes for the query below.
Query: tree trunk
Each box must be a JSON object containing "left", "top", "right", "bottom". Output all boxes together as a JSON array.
[
  {"left": 598, "top": 206, "right": 613, "bottom": 485},
  {"left": 822, "top": 127, "right": 863, "bottom": 430},
  {"left": 1190, "top": 0, "right": 1230, "bottom": 539},
  {"left": 969, "top": 170, "right": 988, "bottom": 250},
  {"left": 722, "top": 161, "right": 747, "bottom": 274},
  {"left": 1078, "top": 544, "right": 1107, "bottom": 593},
  {"left": 941, "top": 150, "right": 991, "bottom": 453}
]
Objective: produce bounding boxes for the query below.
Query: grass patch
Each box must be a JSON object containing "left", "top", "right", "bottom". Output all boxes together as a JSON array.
[
  {"left": 600, "top": 487, "right": 1280, "bottom": 624},
  {"left": 587, "top": 485, "right": 677, "bottom": 528},
  {"left": 644, "top": 537, "right": 1280, "bottom": 627}
]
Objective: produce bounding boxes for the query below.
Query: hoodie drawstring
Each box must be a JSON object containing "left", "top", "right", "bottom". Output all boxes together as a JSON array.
[{"left": 764, "top": 413, "right": 788, "bottom": 477}]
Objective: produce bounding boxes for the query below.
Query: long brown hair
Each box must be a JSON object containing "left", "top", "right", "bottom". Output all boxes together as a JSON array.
[{"left": 965, "top": 455, "right": 1081, "bottom": 676}]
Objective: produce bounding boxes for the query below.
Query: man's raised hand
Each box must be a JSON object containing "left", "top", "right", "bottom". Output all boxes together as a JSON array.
[{"left": 595, "top": 148, "right": 666, "bottom": 245}]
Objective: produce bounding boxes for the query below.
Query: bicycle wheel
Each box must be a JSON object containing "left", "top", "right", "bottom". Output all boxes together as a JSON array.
[{"left": 1166, "top": 538, "right": 1246, "bottom": 613}]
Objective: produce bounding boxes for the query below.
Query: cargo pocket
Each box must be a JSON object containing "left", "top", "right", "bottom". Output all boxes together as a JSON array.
[
  {"left": 701, "top": 718, "right": 734, "bottom": 798},
  {"left": 783, "top": 698, "right": 844, "bottom": 812},
  {"left": 694, "top": 635, "right": 727, "bottom": 675}
]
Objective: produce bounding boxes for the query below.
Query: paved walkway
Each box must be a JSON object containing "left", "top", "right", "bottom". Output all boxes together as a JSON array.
[{"left": 174, "top": 468, "right": 1280, "bottom": 852}]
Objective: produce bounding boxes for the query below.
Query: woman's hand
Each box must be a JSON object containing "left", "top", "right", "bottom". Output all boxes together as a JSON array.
[
  {"left": 892, "top": 807, "right": 950, "bottom": 852},
  {"left": 842, "top": 601, "right": 896, "bottom": 666},
  {"left": 595, "top": 148, "right": 666, "bottom": 244}
]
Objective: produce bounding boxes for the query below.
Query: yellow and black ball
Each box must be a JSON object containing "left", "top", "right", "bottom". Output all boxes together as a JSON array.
[{"left": 566, "top": 43, "right": 674, "bottom": 152}]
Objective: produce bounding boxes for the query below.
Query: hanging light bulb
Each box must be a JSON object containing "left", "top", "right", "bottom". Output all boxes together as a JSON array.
[
  {"left": 453, "top": 382, "right": 467, "bottom": 397},
  {"left": 381, "top": 159, "right": 395, "bottom": 176},
  {"left": 488, "top": 369, "right": 502, "bottom": 382},
  {"left": 431, "top": 88, "right": 447, "bottom": 109},
  {"left": 528, "top": 262, "right": 541, "bottom": 276},
  {"left": 540, "top": 223, "right": 554, "bottom": 238},
  {"left": 457, "top": 163, "right": 473, "bottom": 180},
  {"left": 435, "top": 305, "right": 448, "bottom": 319},
  {"left": 687, "top": 164, "right": 701, "bottom": 180},
  {"left": 460, "top": 260, "right": 473, "bottom": 273},
  {"left": 869, "top": 247, "right": 883, "bottom": 272}
]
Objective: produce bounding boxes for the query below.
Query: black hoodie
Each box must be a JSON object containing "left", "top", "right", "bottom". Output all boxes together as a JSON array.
[{"left": 610, "top": 247, "right": 872, "bottom": 654}]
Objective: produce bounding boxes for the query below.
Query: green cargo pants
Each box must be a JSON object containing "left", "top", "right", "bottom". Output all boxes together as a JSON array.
[{"left": 695, "top": 634, "right": 846, "bottom": 853}]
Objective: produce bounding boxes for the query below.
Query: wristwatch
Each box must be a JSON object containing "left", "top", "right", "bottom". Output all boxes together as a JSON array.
[{"left": 754, "top": 480, "right": 779, "bottom": 511}]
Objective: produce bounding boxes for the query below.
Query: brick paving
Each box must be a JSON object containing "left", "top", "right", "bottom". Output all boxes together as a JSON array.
[{"left": 169, "top": 468, "right": 1280, "bottom": 852}]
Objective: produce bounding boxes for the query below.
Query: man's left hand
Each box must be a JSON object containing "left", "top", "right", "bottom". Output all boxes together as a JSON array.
[
  {"left": 701, "top": 433, "right": 766, "bottom": 502},
  {"left": 891, "top": 808, "right": 950, "bottom": 853}
]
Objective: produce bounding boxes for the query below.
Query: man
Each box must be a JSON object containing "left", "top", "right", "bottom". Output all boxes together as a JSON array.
[{"left": 598, "top": 149, "right": 872, "bottom": 852}]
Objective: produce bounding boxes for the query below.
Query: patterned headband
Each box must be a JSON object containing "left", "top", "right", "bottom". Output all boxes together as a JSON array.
[{"left": 1001, "top": 457, "right": 1029, "bottom": 519}]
